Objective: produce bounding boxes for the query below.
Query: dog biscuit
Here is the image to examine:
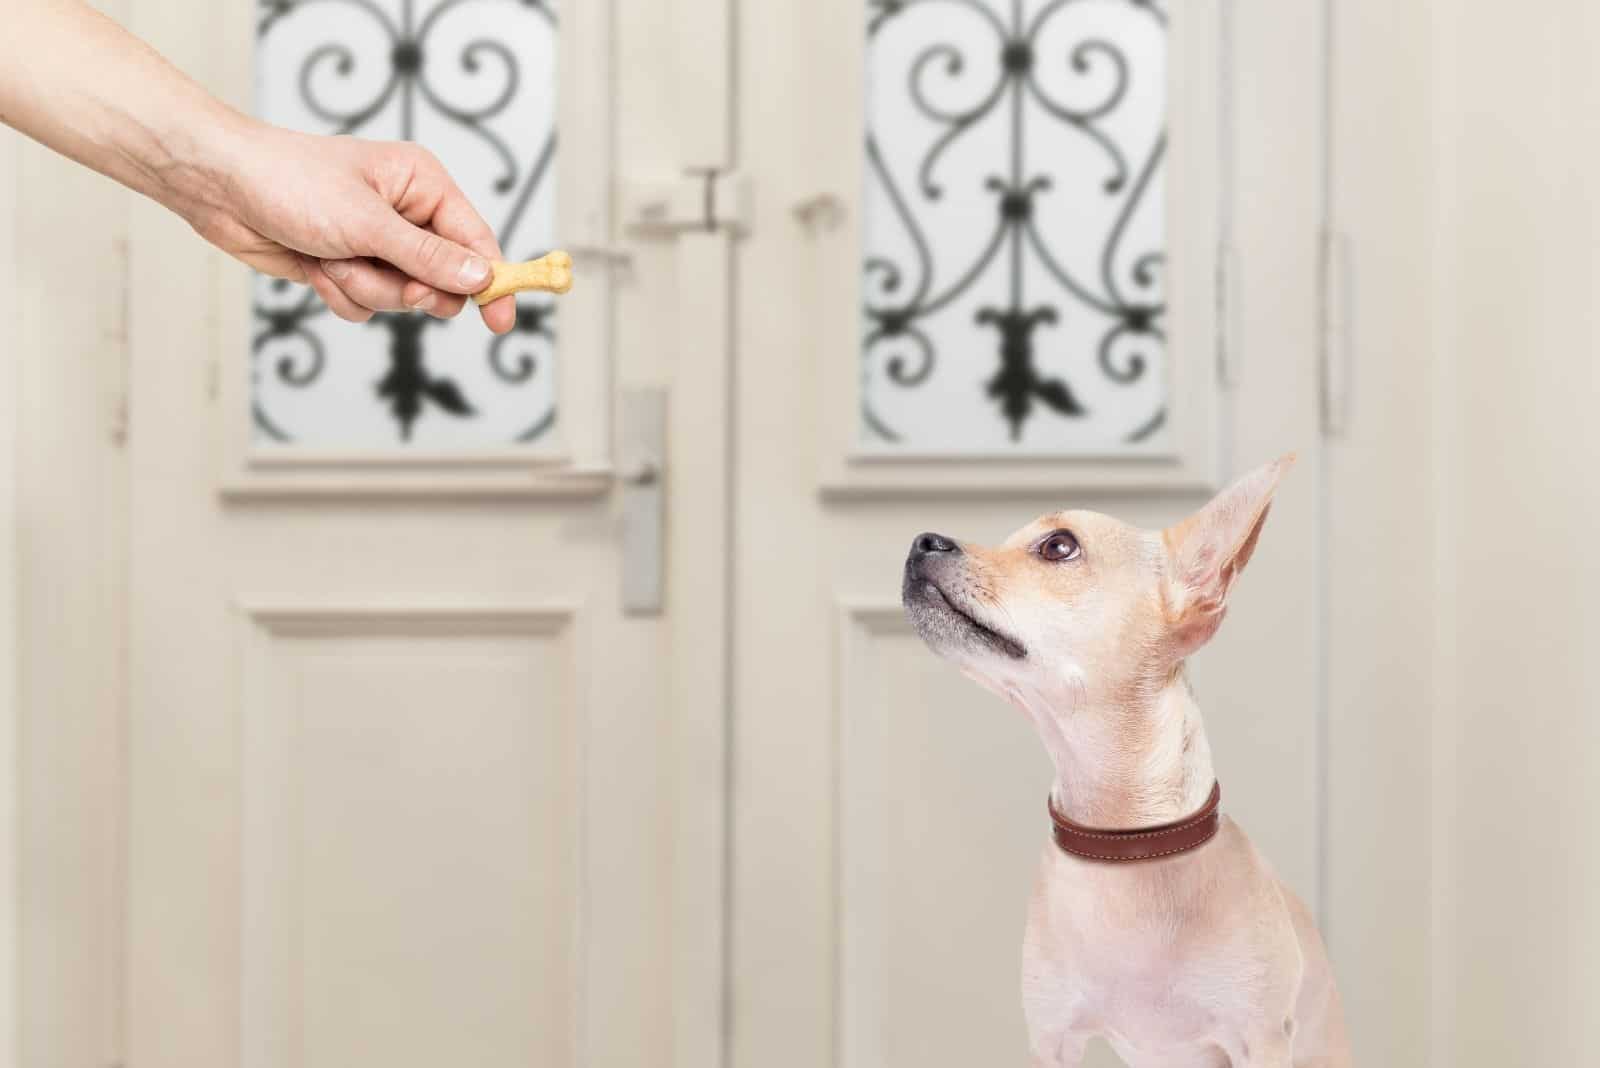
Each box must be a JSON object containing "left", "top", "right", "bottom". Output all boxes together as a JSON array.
[{"left": 473, "top": 250, "right": 574, "bottom": 305}]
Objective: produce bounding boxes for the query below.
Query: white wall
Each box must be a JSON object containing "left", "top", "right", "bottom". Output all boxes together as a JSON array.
[
  {"left": 1429, "top": 1, "right": 1600, "bottom": 1062},
  {"left": 1330, "top": 2, "right": 1600, "bottom": 1062},
  {"left": 1325, "top": 0, "right": 1437, "bottom": 1061},
  {"left": 1, "top": 110, "right": 22, "bottom": 1068}
]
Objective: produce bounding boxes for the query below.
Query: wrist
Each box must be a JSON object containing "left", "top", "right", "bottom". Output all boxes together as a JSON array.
[{"left": 144, "top": 103, "right": 265, "bottom": 229}]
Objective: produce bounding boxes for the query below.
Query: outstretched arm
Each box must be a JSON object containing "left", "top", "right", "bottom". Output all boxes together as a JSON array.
[{"left": 0, "top": 0, "right": 516, "bottom": 331}]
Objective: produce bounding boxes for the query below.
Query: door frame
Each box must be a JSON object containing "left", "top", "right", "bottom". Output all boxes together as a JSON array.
[{"left": 1, "top": 127, "right": 21, "bottom": 1068}]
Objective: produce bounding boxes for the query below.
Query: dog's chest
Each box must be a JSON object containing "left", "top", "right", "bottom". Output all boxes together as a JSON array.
[
  {"left": 1029, "top": 929, "right": 1223, "bottom": 1047},
  {"left": 1105, "top": 1034, "right": 1232, "bottom": 1068},
  {"left": 1068, "top": 940, "right": 1216, "bottom": 1042},
  {"left": 1026, "top": 942, "right": 1236, "bottom": 1068},
  {"left": 1022, "top": 851, "right": 1252, "bottom": 1056}
]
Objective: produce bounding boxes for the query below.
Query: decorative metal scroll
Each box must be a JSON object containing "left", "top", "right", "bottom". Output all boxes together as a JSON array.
[
  {"left": 863, "top": 0, "right": 1168, "bottom": 454},
  {"left": 253, "top": 0, "right": 557, "bottom": 446}
]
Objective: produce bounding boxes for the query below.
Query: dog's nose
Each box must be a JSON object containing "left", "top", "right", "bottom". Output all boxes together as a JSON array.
[{"left": 910, "top": 532, "right": 960, "bottom": 557}]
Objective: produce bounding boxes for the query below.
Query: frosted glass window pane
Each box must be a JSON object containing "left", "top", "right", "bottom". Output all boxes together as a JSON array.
[
  {"left": 253, "top": 0, "right": 558, "bottom": 447},
  {"left": 863, "top": 0, "right": 1168, "bottom": 455}
]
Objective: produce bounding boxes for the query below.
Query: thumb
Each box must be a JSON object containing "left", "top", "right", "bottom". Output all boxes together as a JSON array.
[{"left": 364, "top": 209, "right": 494, "bottom": 295}]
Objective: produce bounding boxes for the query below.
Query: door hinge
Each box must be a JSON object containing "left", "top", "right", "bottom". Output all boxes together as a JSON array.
[
  {"left": 621, "top": 169, "right": 751, "bottom": 238},
  {"left": 1318, "top": 228, "right": 1353, "bottom": 436}
]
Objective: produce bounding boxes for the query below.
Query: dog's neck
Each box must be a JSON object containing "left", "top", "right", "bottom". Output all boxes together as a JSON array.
[{"left": 1015, "top": 666, "right": 1215, "bottom": 831}]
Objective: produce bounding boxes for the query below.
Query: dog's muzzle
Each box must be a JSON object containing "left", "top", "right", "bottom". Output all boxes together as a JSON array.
[
  {"left": 902, "top": 530, "right": 960, "bottom": 590},
  {"left": 901, "top": 534, "right": 1026, "bottom": 660}
]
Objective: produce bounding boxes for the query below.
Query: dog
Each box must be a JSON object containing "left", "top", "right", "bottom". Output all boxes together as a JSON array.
[{"left": 901, "top": 455, "right": 1351, "bottom": 1067}]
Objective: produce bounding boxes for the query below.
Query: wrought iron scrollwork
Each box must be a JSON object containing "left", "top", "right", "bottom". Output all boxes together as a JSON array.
[
  {"left": 488, "top": 300, "right": 557, "bottom": 441},
  {"left": 865, "top": 0, "right": 1168, "bottom": 444},
  {"left": 254, "top": 0, "right": 558, "bottom": 444}
]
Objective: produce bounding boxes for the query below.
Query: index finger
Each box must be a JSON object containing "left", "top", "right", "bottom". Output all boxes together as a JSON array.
[{"left": 431, "top": 187, "right": 517, "bottom": 335}]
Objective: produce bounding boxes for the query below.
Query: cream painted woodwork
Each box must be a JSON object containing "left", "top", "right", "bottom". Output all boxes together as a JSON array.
[
  {"left": 1, "top": 97, "right": 21, "bottom": 1068},
  {"left": 731, "top": 2, "right": 1328, "bottom": 1067},
  {"left": 1320, "top": 0, "right": 1436, "bottom": 1064},
  {"left": 232, "top": 606, "right": 584, "bottom": 1068},
  {"left": 2, "top": 1, "right": 732, "bottom": 1068},
  {"left": 1425, "top": 0, "right": 1600, "bottom": 1062},
  {"left": 118, "top": 1, "right": 731, "bottom": 1066},
  {"left": 0, "top": 1, "right": 1494, "bottom": 1066},
  {"left": 4, "top": 32, "right": 134, "bottom": 1065}
]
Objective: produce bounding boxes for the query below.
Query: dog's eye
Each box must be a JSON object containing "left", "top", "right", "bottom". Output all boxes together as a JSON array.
[{"left": 1037, "top": 530, "right": 1081, "bottom": 562}]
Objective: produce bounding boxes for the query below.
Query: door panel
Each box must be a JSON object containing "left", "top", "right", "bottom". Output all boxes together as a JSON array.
[
  {"left": 733, "top": 3, "right": 1326, "bottom": 1068},
  {"left": 836, "top": 606, "right": 1051, "bottom": 1068},
  {"left": 236, "top": 608, "right": 580, "bottom": 1068}
]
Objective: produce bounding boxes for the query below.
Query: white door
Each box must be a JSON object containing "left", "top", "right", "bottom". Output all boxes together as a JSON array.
[
  {"left": 117, "top": 2, "right": 732, "bottom": 1067},
  {"left": 729, "top": 2, "right": 1328, "bottom": 1067}
]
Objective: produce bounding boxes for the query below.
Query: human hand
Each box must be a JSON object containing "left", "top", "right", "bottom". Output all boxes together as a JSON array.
[
  {"left": 184, "top": 120, "right": 516, "bottom": 333},
  {"left": 2, "top": 4, "right": 515, "bottom": 329}
]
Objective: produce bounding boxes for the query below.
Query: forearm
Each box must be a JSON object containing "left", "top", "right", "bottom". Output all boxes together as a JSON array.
[
  {"left": 0, "top": 0, "right": 517, "bottom": 330},
  {"left": 0, "top": 0, "right": 255, "bottom": 223}
]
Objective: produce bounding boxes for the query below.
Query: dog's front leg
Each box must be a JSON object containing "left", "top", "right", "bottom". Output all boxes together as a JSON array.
[
  {"left": 1027, "top": 1030, "right": 1088, "bottom": 1068},
  {"left": 1219, "top": 1028, "right": 1295, "bottom": 1067}
]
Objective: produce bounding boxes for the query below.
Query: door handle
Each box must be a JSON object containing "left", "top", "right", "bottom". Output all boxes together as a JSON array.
[{"left": 621, "top": 388, "right": 667, "bottom": 615}]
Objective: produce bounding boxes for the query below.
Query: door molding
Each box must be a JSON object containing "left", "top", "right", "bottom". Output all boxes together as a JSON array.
[
  {"left": 663, "top": 227, "right": 737, "bottom": 1068},
  {"left": 0, "top": 125, "right": 21, "bottom": 1068},
  {"left": 233, "top": 599, "right": 590, "bottom": 1068},
  {"left": 613, "top": 163, "right": 742, "bottom": 1068},
  {"left": 831, "top": 602, "right": 907, "bottom": 1068}
]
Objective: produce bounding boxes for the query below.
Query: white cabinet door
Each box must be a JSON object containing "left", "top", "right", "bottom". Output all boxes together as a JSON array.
[{"left": 729, "top": 2, "right": 1327, "bottom": 1067}]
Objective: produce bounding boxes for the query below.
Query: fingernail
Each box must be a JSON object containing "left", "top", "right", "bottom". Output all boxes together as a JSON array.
[
  {"left": 407, "top": 292, "right": 436, "bottom": 313},
  {"left": 322, "top": 259, "right": 353, "bottom": 282},
  {"left": 459, "top": 256, "right": 491, "bottom": 289}
]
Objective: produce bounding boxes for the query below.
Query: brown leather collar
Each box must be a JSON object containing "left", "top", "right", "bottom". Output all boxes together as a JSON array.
[{"left": 1048, "top": 782, "right": 1222, "bottom": 862}]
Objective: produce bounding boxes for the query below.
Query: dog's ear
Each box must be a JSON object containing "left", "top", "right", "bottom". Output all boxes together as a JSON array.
[{"left": 1161, "top": 454, "right": 1295, "bottom": 656}]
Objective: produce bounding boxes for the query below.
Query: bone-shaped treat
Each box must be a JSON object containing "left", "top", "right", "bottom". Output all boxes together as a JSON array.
[{"left": 473, "top": 250, "right": 574, "bottom": 305}]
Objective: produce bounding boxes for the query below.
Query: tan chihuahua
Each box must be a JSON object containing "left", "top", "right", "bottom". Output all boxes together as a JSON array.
[{"left": 901, "top": 456, "right": 1351, "bottom": 1067}]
